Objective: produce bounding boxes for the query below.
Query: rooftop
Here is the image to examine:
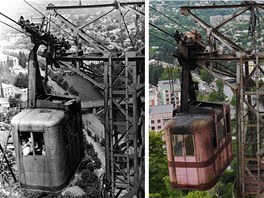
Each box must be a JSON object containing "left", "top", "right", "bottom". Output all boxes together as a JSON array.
[
  {"left": 0, "top": 98, "right": 9, "bottom": 104},
  {"left": 158, "top": 80, "right": 180, "bottom": 90},
  {"left": 2, "top": 83, "right": 14, "bottom": 89},
  {"left": 150, "top": 104, "right": 173, "bottom": 115}
]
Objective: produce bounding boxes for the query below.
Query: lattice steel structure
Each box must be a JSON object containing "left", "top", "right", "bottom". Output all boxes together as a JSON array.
[
  {"left": 178, "top": 2, "right": 264, "bottom": 197},
  {"left": 46, "top": 2, "right": 145, "bottom": 197}
]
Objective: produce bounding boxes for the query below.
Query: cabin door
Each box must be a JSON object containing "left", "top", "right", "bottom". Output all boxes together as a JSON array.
[{"left": 172, "top": 134, "right": 197, "bottom": 185}]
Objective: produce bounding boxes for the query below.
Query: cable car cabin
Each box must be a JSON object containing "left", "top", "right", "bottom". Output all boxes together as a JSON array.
[
  {"left": 11, "top": 95, "right": 84, "bottom": 191},
  {"left": 164, "top": 101, "right": 233, "bottom": 190}
]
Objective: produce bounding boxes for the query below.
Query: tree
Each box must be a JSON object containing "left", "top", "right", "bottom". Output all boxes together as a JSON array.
[
  {"left": 149, "top": 131, "right": 168, "bottom": 197},
  {"left": 200, "top": 69, "right": 214, "bottom": 84},
  {"left": 14, "top": 72, "right": 28, "bottom": 88},
  {"left": 185, "top": 191, "right": 212, "bottom": 198},
  {"left": 208, "top": 80, "right": 226, "bottom": 102},
  {"left": 8, "top": 93, "right": 22, "bottom": 108},
  {"left": 18, "top": 51, "right": 27, "bottom": 68},
  {"left": 6, "top": 56, "right": 13, "bottom": 68},
  {"left": 149, "top": 63, "right": 163, "bottom": 85},
  {"left": 231, "top": 95, "right": 236, "bottom": 106},
  {"left": 160, "top": 67, "right": 180, "bottom": 81},
  {"left": 163, "top": 176, "right": 184, "bottom": 198},
  {"left": 216, "top": 80, "right": 225, "bottom": 101}
]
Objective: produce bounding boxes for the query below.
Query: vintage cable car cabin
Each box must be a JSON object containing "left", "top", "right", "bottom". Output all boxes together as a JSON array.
[
  {"left": 164, "top": 101, "right": 233, "bottom": 190},
  {"left": 11, "top": 95, "right": 84, "bottom": 191}
]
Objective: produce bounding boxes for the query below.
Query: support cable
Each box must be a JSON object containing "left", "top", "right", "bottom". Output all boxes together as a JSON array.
[
  {"left": 150, "top": 32, "right": 178, "bottom": 47},
  {"left": 150, "top": 5, "right": 191, "bottom": 32},
  {"left": 24, "top": 0, "right": 74, "bottom": 39},
  {"left": 0, "top": 20, "right": 30, "bottom": 37},
  {"left": 117, "top": 3, "right": 135, "bottom": 48},
  {"left": 149, "top": 23, "right": 175, "bottom": 38},
  {"left": 0, "top": 12, "right": 20, "bottom": 26}
]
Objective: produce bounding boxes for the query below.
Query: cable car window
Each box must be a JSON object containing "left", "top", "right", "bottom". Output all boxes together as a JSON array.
[
  {"left": 218, "top": 119, "right": 225, "bottom": 142},
  {"left": 211, "top": 125, "right": 217, "bottom": 149},
  {"left": 20, "top": 132, "right": 45, "bottom": 156},
  {"left": 185, "top": 135, "right": 194, "bottom": 156},
  {"left": 33, "top": 133, "right": 46, "bottom": 156},
  {"left": 20, "top": 132, "right": 31, "bottom": 156},
  {"left": 172, "top": 135, "right": 183, "bottom": 156}
]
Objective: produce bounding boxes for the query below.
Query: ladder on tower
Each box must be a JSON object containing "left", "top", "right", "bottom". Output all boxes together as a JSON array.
[
  {"left": 239, "top": 56, "right": 264, "bottom": 197},
  {"left": 104, "top": 52, "right": 143, "bottom": 197}
]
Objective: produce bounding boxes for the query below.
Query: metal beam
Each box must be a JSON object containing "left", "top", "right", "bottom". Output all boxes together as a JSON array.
[
  {"left": 188, "top": 11, "right": 245, "bottom": 52},
  {"left": 46, "top": 2, "right": 144, "bottom": 10},
  {"left": 56, "top": 55, "right": 144, "bottom": 61},
  {"left": 214, "top": 6, "right": 250, "bottom": 30},
  {"left": 58, "top": 61, "right": 104, "bottom": 90},
  {"left": 78, "top": 8, "right": 115, "bottom": 30},
  {"left": 123, "top": 5, "right": 145, "bottom": 17},
  {"left": 180, "top": 3, "right": 264, "bottom": 10},
  {"left": 195, "top": 52, "right": 264, "bottom": 61},
  {"left": 53, "top": 11, "right": 110, "bottom": 54}
]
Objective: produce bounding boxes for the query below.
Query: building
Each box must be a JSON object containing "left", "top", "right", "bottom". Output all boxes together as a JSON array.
[
  {"left": 149, "top": 85, "right": 159, "bottom": 106},
  {"left": 0, "top": 53, "right": 27, "bottom": 75},
  {"left": 149, "top": 104, "right": 173, "bottom": 132},
  {"left": 0, "top": 98, "right": 9, "bottom": 113},
  {"left": 2, "top": 83, "right": 27, "bottom": 102},
  {"left": 158, "top": 80, "right": 181, "bottom": 108},
  {"left": 156, "top": 3, "right": 164, "bottom": 13}
]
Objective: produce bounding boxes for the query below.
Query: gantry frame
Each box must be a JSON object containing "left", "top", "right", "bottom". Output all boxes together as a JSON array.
[
  {"left": 179, "top": 1, "right": 264, "bottom": 197},
  {"left": 47, "top": 2, "right": 145, "bottom": 198}
]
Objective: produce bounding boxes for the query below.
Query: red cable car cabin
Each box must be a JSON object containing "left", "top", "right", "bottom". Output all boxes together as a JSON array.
[{"left": 164, "top": 101, "right": 233, "bottom": 190}]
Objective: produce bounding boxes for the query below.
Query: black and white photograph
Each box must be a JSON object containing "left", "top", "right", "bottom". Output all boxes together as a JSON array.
[{"left": 0, "top": 0, "right": 145, "bottom": 197}]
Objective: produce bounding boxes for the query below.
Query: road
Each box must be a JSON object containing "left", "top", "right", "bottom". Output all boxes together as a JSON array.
[{"left": 83, "top": 129, "right": 105, "bottom": 178}]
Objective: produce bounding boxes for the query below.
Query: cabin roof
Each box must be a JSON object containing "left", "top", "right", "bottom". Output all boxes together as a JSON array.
[
  {"left": 11, "top": 108, "right": 65, "bottom": 132},
  {"left": 164, "top": 113, "right": 212, "bottom": 134}
]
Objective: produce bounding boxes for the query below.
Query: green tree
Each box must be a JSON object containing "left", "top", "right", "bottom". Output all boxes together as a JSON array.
[
  {"left": 163, "top": 176, "right": 184, "bottom": 198},
  {"left": 149, "top": 131, "right": 168, "bottom": 197},
  {"left": 208, "top": 91, "right": 219, "bottom": 102},
  {"left": 216, "top": 80, "right": 225, "bottom": 101},
  {"left": 149, "top": 63, "right": 163, "bottom": 85},
  {"left": 185, "top": 191, "right": 212, "bottom": 198},
  {"left": 160, "top": 67, "right": 180, "bottom": 81},
  {"left": 208, "top": 80, "right": 226, "bottom": 102},
  {"left": 231, "top": 95, "right": 236, "bottom": 106},
  {"left": 200, "top": 69, "right": 214, "bottom": 84}
]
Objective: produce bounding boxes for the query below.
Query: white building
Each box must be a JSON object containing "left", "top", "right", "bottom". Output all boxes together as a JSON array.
[
  {"left": 2, "top": 83, "right": 27, "bottom": 102},
  {"left": 149, "top": 85, "right": 159, "bottom": 106},
  {"left": 150, "top": 104, "right": 173, "bottom": 132},
  {"left": 0, "top": 98, "right": 9, "bottom": 113},
  {"left": 158, "top": 80, "right": 181, "bottom": 108},
  {"left": 0, "top": 53, "right": 27, "bottom": 75}
]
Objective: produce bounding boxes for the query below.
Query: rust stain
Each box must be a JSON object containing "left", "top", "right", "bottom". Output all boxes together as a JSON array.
[{"left": 190, "top": 119, "right": 211, "bottom": 132}]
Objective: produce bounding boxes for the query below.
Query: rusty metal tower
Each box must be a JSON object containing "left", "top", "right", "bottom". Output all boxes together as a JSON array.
[
  {"left": 178, "top": 1, "right": 264, "bottom": 197},
  {"left": 46, "top": 1, "right": 145, "bottom": 197}
]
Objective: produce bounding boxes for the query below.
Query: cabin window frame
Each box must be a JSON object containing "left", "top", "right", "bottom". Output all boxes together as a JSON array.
[
  {"left": 172, "top": 134, "right": 195, "bottom": 157},
  {"left": 19, "top": 131, "right": 46, "bottom": 157},
  {"left": 217, "top": 118, "right": 226, "bottom": 144},
  {"left": 226, "top": 113, "right": 231, "bottom": 134},
  {"left": 211, "top": 124, "right": 217, "bottom": 150}
]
